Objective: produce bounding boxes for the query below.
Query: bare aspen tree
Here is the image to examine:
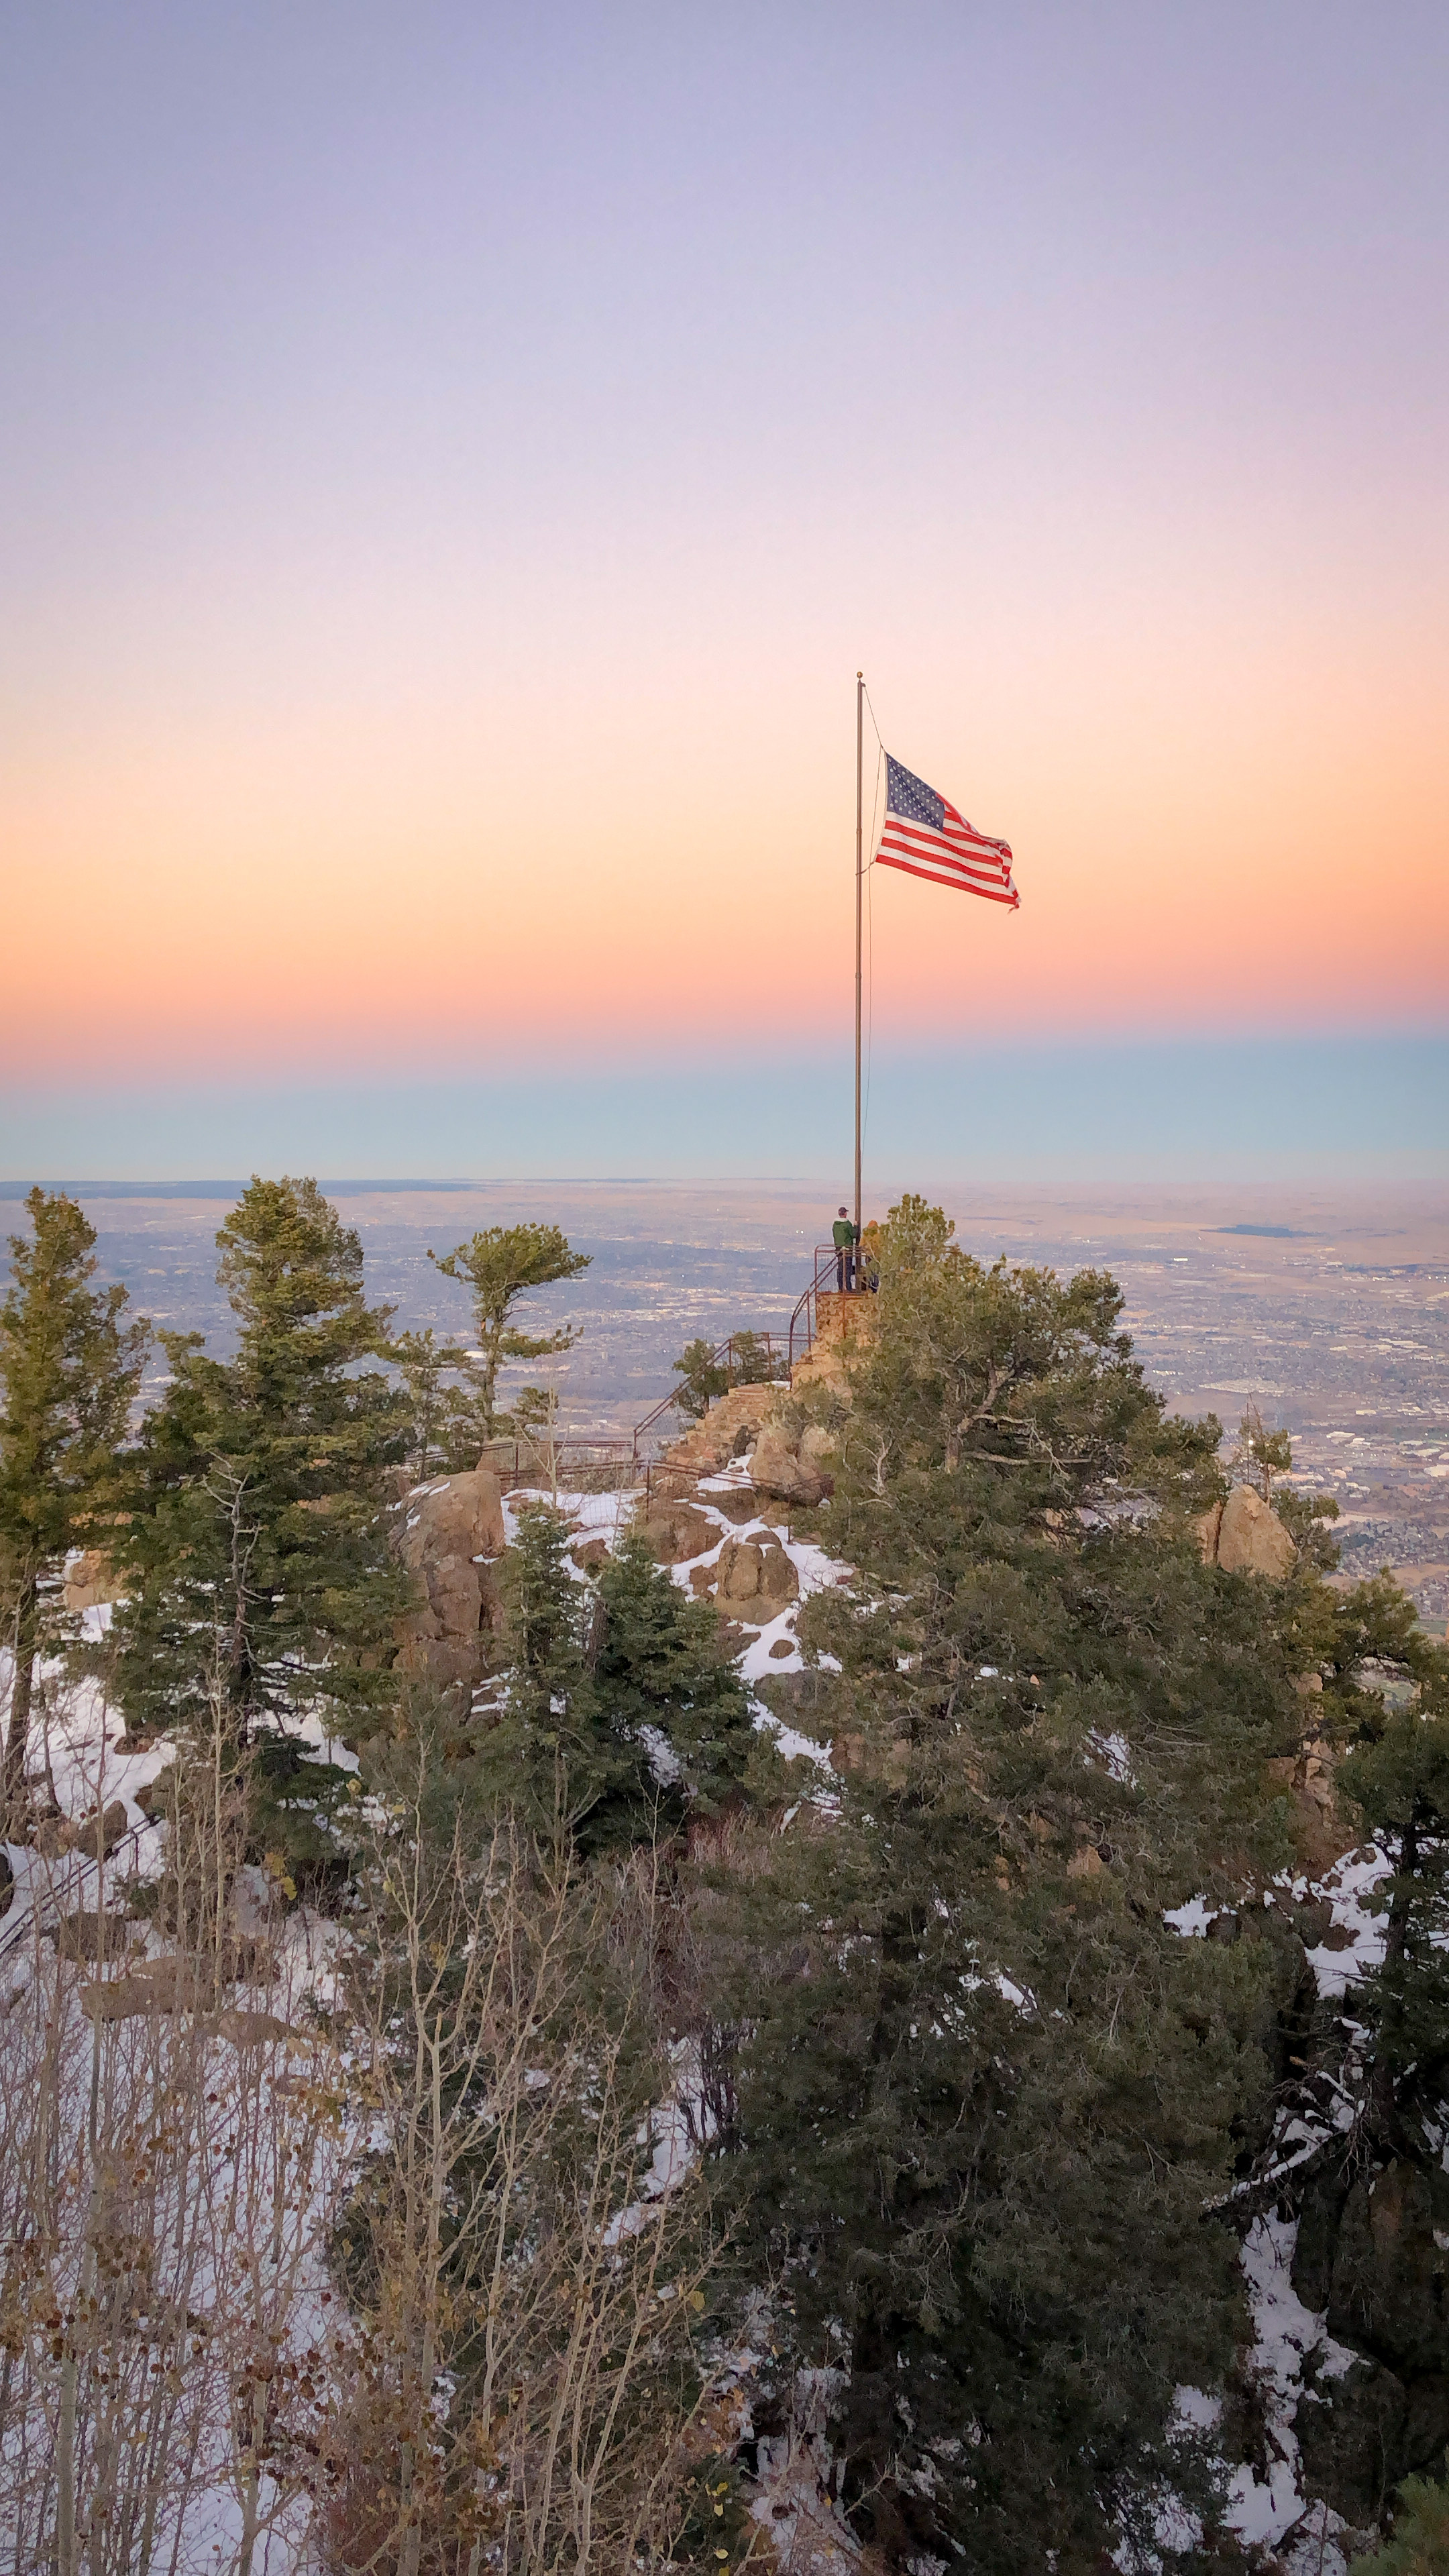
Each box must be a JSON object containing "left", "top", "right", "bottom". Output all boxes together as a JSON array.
[
  {"left": 0, "top": 1683, "right": 341, "bottom": 2573},
  {"left": 319, "top": 1768, "right": 721, "bottom": 2574}
]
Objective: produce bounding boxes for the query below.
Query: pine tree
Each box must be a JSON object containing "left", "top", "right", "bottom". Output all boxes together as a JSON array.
[
  {"left": 589, "top": 1529, "right": 754, "bottom": 1846},
  {"left": 475, "top": 1504, "right": 604, "bottom": 1839},
  {"left": 0, "top": 1189, "right": 148, "bottom": 1807},
  {"left": 477, "top": 1517, "right": 753, "bottom": 1853},
  {"left": 671, "top": 1330, "right": 785, "bottom": 1423},
  {"left": 389, "top": 1326, "right": 453, "bottom": 1477},
  {"left": 672, "top": 1337, "right": 731, "bottom": 1421},
  {"left": 114, "top": 1177, "right": 413, "bottom": 1741},
  {"left": 697, "top": 1198, "right": 1312, "bottom": 2572},
  {"left": 1350, "top": 2475, "right": 1449, "bottom": 2574},
  {"left": 428, "top": 1223, "right": 590, "bottom": 1440},
  {"left": 1339, "top": 1658, "right": 1449, "bottom": 2158}
]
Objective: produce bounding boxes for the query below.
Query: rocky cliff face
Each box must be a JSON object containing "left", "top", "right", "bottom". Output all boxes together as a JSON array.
[
  {"left": 391, "top": 1467, "right": 506, "bottom": 1688},
  {"left": 788, "top": 1287, "right": 879, "bottom": 1397},
  {"left": 1292, "top": 2153, "right": 1449, "bottom": 2528}
]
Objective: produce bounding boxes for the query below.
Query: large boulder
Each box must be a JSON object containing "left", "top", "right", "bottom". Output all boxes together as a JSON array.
[
  {"left": 1195, "top": 1486, "right": 1296, "bottom": 1578},
  {"left": 31, "top": 1801, "right": 129, "bottom": 1862},
  {"left": 399, "top": 1470, "right": 505, "bottom": 1567},
  {"left": 749, "top": 1415, "right": 837, "bottom": 1507},
  {"left": 643, "top": 1500, "right": 718, "bottom": 1565},
  {"left": 714, "top": 1536, "right": 799, "bottom": 1619},
  {"left": 1217, "top": 1484, "right": 1297, "bottom": 1578},
  {"left": 393, "top": 1470, "right": 506, "bottom": 1688}
]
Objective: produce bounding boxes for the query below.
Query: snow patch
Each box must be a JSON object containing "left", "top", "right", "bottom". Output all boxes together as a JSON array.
[{"left": 1226, "top": 2213, "right": 1356, "bottom": 2567}]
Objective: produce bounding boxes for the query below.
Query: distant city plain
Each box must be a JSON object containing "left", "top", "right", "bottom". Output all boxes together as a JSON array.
[{"left": 19, "top": 1175, "right": 1448, "bottom": 1627}]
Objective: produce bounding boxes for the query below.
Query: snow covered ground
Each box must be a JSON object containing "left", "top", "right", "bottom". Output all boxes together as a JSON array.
[
  {"left": 1164, "top": 1840, "right": 1414, "bottom": 2569},
  {"left": 0, "top": 1615, "right": 350, "bottom": 2575},
  {"left": 501, "top": 1464, "right": 847, "bottom": 1772}
]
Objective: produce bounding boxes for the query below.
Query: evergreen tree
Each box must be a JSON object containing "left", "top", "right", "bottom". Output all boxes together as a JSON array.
[
  {"left": 590, "top": 1529, "right": 754, "bottom": 1845},
  {"left": 476, "top": 1504, "right": 604, "bottom": 1839},
  {"left": 478, "top": 1517, "right": 752, "bottom": 1851},
  {"left": 389, "top": 1326, "right": 454, "bottom": 1477},
  {"left": 1337, "top": 1624, "right": 1449, "bottom": 2159},
  {"left": 671, "top": 1330, "right": 785, "bottom": 1423},
  {"left": 698, "top": 1198, "right": 1311, "bottom": 2572},
  {"left": 428, "top": 1223, "right": 590, "bottom": 1440},
  {"left": 0, "top": 1189, "right": 148, "bottom": 1806},
  {"left": 114, "top": 1177, "right": 412, "bottom": 1741},
  {"left": 672, "top": 1337, "right": 731, "bottom": 1421},
  {"left": 1350, "top": 2475, "right": 1449, "bottom": 2574}
]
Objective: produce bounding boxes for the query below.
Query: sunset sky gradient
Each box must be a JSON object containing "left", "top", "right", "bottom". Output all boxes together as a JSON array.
[{"left": 3, "top": 3, "right": 1446, "bottom": 1177}]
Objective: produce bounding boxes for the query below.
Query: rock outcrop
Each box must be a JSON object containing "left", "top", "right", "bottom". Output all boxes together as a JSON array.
[
  {"left": 789, "top": 1287, "right": 879, "bottom": 1396},
  {"left": 1195, "top": 1484, "right": 1297, "bottom": 1578},
  {"left": 63, "top": 1548, "right": 121, "bottom": 1611},
  {"left": 1291, "top": 2155, "right": 1449, "bottom": 2521},
  {"left": 712, "top": 1535, "right": 800, "bottom": 1617},
  {"left": 30, "top": 1800, "right": 129, "bottom": 1862},
  {"left": 750, "top": 1417, "right": 837, "bottom": 1507},
  {"left": 657, "top": 1383, "right": 782, "bottom": 1479},
  {"left": 392, "top": 1468, "right": 506, "bottom": 1688},
  {"left": 643, "top": 1499, "right": 719, "bottom": 1565}
]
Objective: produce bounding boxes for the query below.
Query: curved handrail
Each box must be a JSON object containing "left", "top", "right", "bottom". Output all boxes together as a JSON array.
[
  {"left": 630, "top": 1330, "right": 786, "bottom": 1456},
  {"left": 788, "top": 1247, "right": 842, "bottom": 1371}
]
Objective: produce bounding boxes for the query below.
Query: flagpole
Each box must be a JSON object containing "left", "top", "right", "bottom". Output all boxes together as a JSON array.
[{"left": 854, "top": 670, "right": 863, "bottom": 1258}]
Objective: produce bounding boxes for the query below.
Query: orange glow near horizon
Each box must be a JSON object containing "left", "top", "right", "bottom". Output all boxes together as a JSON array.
[{"left": 5, "top": 615, "right": 1445, "bottom": 1078}]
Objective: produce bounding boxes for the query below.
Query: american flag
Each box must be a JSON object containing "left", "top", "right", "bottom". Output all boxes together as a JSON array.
[{"left": 875, "top": 755, "right": 1018, "bottom": 908}]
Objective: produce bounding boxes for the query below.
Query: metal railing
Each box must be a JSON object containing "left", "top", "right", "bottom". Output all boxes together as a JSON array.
[
  {"left": 789, "top": 1245, "right": 857, "bottom": 1368},
  {"left": 478, "top": 1436, "right": 640, "bottom": 1495},
  {"left": 429, "top": 1254, "right": 845, "bottom": 1501},
  {"left": 629, "top": 1330, "right": 787, "bottom": 1454},
  {"left": 0, "top": 1821, "right": 148, "bottom": 1966}
]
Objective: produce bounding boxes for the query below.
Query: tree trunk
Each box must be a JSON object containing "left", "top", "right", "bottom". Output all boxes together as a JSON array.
[
  {"left": 4, "top": 1571, "right": 39, "bottom": 1820},
  {"left": 1370, "top": 1811, "right": 1418, "bottom": 2149}
]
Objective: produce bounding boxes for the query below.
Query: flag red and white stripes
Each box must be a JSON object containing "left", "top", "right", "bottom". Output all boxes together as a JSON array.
[{"left": 875, "top": 753, "right": 1018, "bottom": 908}]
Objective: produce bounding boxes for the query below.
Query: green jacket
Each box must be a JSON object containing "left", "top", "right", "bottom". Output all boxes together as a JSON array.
[{"left": 832, "top": 1218, "right": 857, "bottom": 1250}]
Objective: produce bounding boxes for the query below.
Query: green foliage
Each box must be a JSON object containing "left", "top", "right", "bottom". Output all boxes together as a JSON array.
[
  {"left": 672, "top": 1338, "right": 732, "bottom": 1421},
  {"left": 1275, "top": 1479, "right": 1342, "bottom": 1570},
  {"left": 474, "top": 1504, "right": 597, "bottom": 1839},
  {"left": 0, "top": 1188, "right": 148, "bottom": 1793},
  {"left": 592, "top": 1529, "right": 754, "bottom": 1839},
  {"left": 474, "top": 1515, "right": 752, "bottom": 1851},
  {"left": 1350, "top": 2476, "right": 1449, "bottom": 2573},
  {"left": 1340, "top": 1685, "right": 1449, "bottom": 2153},
  {"left": 672, "top": 1330, "right": 788, "bottom": 1423},
  {"left": 246, "top": 1733, "right": 357, "bottom": 1896},
  {"left": 696, "top": 1197, "right": 1318, "bottom": 2572},
  {"left": 1233, "top": 1400, "right": 1294, "bottom": 1499},
  {"left": 114, "top": 1177, "right": 413, "bottom": 1741},
  {"left": 429, "top": 1222, "right": 590, "bottom": 1438},
  {"left": 388, "top": 1324, "right": 455, "bottom": 1475},
  {"left": 729, "top": 1328, "right": 787, "bottom": 1387}
]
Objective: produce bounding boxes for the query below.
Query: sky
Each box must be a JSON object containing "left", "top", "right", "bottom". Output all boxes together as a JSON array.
[{"left": 2, "top": 3, "right": 1446, "bottom": 1181}]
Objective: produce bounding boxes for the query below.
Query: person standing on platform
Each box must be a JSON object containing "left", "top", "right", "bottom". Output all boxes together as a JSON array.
[
  {"left": 857, "top": 1216, "right": 881, "bottom": 1291},
  {"left": 832, "top": 1205, "right": 857, "bottom": 1292}
]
